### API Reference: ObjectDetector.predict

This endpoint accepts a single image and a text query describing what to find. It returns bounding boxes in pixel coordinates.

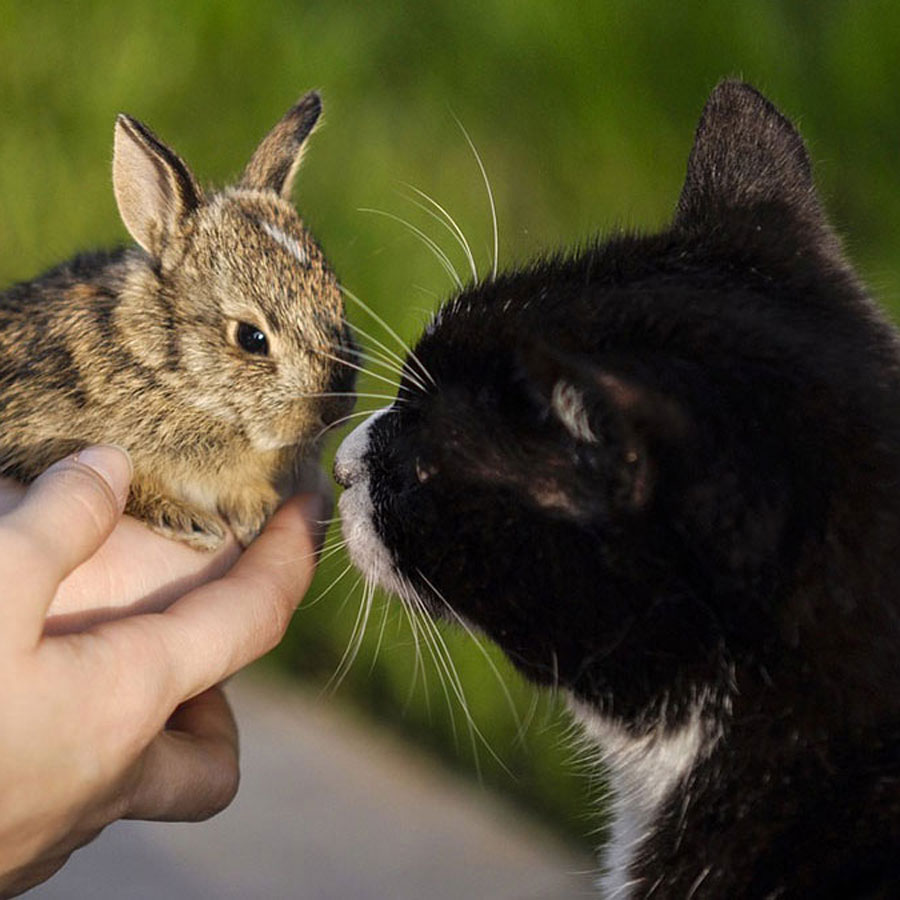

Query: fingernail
[73,444,133,506]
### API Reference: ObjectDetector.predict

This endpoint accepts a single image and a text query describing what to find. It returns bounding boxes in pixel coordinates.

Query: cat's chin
[337,481,409,600]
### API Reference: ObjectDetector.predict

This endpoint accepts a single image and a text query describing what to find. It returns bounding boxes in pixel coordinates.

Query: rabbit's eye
[236,322,269,356]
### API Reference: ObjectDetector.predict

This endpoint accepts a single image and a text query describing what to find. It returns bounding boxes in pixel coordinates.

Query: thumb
[0,446,133,641]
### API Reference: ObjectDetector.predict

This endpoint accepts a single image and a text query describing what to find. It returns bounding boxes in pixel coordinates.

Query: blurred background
[3,0,900,894]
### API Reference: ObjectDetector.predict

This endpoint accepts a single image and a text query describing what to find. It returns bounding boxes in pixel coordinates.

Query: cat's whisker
[515,690,542,748]
[409,594,487,782]
[551,649,561,696]
[358,208,464,291]
[344,336,428,392]
[398,182,478,283]
[338,284,436,388]
[453,115,499,281]
[402,576,512,778]
[396,591,430,716]
[368,593,392,674]
[344,343,426,394]
[315,536,349,561]
[324,575,375,695]
[403,584,462,752]
[416,568,524,737]
[411,283,440,301]
[294,533,349,564]
[300,559,355,612]
[312,515,344,529]
[394,592,434,720]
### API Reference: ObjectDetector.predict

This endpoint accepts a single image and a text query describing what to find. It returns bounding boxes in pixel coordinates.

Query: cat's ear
[673,81,830,237]
[514,341,687,516]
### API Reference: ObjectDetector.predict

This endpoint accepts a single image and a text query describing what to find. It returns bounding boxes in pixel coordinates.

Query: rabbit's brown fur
[0,92,355,549]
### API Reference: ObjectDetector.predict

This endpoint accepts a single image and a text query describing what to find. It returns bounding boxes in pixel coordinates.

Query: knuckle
[255,582,296,653]
[176,742,240,823]
[104,623,179,734]
[207,753,241,817]
[232,574,296,657]
[7,463,122,571]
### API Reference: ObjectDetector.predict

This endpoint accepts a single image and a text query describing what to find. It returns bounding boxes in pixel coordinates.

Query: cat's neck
[570,696,718,897]
[572,685,900,898]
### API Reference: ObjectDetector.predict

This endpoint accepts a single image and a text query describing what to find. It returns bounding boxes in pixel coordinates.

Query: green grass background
[2,0,899,848]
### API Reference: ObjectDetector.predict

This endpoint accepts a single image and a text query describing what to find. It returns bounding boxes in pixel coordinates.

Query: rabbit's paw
[225,495,279,548]
[130,493,228,551]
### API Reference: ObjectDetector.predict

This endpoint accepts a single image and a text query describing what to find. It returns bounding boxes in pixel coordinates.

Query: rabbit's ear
[113,115,202,257]
[240,92,322,198]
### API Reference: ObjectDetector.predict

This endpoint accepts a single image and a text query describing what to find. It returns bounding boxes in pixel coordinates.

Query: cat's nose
[333,419,371,488]
[333,453,361,489]
[334,408,391,488]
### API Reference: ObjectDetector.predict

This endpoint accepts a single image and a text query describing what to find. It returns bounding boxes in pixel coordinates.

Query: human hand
[0,446,324,897]
[0,475,244,633]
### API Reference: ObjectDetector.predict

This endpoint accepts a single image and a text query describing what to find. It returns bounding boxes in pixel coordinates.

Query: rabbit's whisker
[304,390,406,405]
[300,559,355,611]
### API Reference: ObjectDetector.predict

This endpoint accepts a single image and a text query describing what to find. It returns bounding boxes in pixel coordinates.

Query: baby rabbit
[0,92,355,549]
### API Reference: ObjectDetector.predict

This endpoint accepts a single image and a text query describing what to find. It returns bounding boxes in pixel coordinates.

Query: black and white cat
[334,82,900,897]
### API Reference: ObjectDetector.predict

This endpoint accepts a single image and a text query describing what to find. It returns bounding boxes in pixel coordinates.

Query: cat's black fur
[335,82,900,897]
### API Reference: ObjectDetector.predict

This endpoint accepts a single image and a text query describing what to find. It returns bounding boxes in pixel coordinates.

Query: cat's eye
[236,321,269,356]
[416,458,438,484]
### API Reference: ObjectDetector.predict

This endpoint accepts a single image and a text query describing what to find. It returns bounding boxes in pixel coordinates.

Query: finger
[47,515,241,634]
[95,492,323,712]
[0,476,25,515]
[0,820,107,898]
[0,852,74,898]
[0,446,132,643]
[122,687,240,822]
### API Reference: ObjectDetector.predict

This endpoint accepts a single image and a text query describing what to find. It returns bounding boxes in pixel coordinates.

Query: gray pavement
[28,670,598,899]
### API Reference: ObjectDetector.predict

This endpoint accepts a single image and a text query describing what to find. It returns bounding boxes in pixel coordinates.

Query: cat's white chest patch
[570,699,709,899]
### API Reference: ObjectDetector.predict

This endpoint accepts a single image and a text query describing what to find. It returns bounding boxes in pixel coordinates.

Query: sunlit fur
[0,93,355,548]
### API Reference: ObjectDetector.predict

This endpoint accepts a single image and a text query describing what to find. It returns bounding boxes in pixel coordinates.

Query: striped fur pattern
[0,93,355,548]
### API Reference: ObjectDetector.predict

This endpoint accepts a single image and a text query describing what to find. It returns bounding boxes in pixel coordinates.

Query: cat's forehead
[414,223,791,387]
[417,264,599,383]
